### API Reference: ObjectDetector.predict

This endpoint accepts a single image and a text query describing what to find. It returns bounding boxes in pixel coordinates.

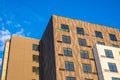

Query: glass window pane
[78,38,86,46]
[64,48,72,57]
[109,34,117,41]
[108,63,118,72]
[61,24,69,32]
[105,49,114,58]
[95,31,103,38]
[82,64,91,73]
[80,50,89,59]
[77,27,84,34]
[65,62,74,71]
[62,35,71,44]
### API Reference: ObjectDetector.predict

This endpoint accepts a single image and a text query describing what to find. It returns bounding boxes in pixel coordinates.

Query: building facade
[1,15,120,80]
[1,36,40,80]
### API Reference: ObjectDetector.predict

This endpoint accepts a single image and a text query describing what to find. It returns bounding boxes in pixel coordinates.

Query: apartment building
[1,15,120,80]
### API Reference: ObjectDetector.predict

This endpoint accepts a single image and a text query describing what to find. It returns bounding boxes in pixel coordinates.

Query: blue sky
[0,0,120,73]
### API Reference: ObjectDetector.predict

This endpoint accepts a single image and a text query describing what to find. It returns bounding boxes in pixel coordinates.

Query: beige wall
[93,44,120,80]
[5,36,40,80]
[1,40,10,80]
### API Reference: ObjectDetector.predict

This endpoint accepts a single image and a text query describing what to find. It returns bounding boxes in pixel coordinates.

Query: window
[78,38,86,46]
[109,34,117,41]
[33,55,39,63]
[61,24,69,32]
[112,44,119,48]
[112,77,120,80]
[105,49,114,58]
[66,77,76,80]
[65,62,74,71]
[76,27,84,34]
[108,63,118,72]
[80,50,89,59]
[84,78,93,80]
[62,35,71,44]
[64,48,72,57]
[32,67,39,74]
[82,64,92,73]
[97,42,105,45]
[33,44,39,51]
[95,31,103,38]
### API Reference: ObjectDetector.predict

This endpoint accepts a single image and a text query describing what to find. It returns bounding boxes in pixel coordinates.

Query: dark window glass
[66,77,76,80]
[108,63,118,72]
[82,64,92,73]
[84,78,93,80]
[95,31,103,38]
[105,49,114,58]
[32,67,39,74]
[76,27,84,34]
[97,42,105,45]
[78,38,86,46]
[65,62,74,71]
[33,44,39,51]
[33,55,39,63]
[64,48,72,57]
[62,35,71,44]
[112,44,119,48]
[109,34,117,41]
[61,24,69,32]
[80,50,89,59]
[112,77,120,80]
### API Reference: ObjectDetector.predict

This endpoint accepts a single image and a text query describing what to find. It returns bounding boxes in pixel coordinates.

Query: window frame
[80,50,89,59]
[62,35,71,44]
[108,63,118,72]
[76,27,84,35]
[82,64,92,73]
[104,49,114,58]
[95,31,103,38]
[109,34,117,41]
[78,38,87,46]
[65,61,74,71]
[64,48,72,57]
[61,24,69,32]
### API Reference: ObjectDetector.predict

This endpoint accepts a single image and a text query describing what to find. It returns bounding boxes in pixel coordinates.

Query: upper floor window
[33,44,39,51]
[112,77,120,80]
[66,77,76,80]
[78,38,87,46]
[112,44,119,48]
[65,61,74,71]
[33,55,39,63]
[95,31,103,38]
[61,24,69,32]
[105,49,114,58]
[62,35,71,44]
[64,48,72,57]
[32,67,39,75]
[109,34,117,41]
[97,41,105,45]
[80,50,89,59]
[82,64,92,73]
[76,27,84,35]
[108,63,118,72]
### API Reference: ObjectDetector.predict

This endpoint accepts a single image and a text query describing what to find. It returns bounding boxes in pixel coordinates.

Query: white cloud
[0,29,11,51]
[0,28,25,51]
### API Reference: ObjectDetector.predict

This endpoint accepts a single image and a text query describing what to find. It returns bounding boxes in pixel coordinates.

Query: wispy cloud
[0,58,2,66]
[6,20,12,25]
[13,28,24,36]
[15,23,21,27]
